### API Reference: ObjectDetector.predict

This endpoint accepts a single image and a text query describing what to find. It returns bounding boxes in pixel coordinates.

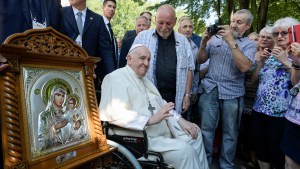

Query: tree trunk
[239,0,250,9]
[257,0,269,32]
[227,0,234,23]
[213,0,222,24]
[250,0,257,33]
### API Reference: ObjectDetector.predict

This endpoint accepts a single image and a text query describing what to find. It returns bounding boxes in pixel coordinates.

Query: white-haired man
[100,44,208,169]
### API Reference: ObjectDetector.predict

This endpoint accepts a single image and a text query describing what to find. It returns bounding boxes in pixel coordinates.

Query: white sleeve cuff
[170,110,182,121]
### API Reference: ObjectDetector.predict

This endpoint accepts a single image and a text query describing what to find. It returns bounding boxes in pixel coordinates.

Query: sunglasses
[272,31,288,37]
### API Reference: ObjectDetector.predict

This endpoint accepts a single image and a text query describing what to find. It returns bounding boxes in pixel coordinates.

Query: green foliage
[87,0,102,15]
[86,0,300,38]
[147,0,207,35]
[150,0,300,35]
[267,0,300,24]
[87,0,156,38]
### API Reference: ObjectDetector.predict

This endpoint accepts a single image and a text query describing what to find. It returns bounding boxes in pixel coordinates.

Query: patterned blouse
[285,82,300,125]
[253,55,292,117]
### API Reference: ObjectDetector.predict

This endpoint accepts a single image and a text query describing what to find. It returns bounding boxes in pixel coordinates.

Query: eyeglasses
[272,31,288,37]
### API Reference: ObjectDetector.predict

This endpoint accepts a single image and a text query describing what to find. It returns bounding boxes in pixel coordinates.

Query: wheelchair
[102,122,174,169]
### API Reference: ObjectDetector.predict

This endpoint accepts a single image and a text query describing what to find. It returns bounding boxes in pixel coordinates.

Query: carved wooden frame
[0,27,112,169]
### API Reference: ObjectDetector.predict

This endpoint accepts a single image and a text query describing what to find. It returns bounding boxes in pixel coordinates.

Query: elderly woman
[241,26,275,169]
[281,42,300,169]
[250,17,300,169]
[245,27,275,113]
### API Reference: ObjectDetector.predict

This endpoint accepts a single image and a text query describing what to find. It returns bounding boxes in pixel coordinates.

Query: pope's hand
[178,118,200,139]
[147,102,174,126]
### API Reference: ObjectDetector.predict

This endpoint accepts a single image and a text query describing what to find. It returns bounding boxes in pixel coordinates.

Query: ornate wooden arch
[0,27,112,169]
[4,27,88,59]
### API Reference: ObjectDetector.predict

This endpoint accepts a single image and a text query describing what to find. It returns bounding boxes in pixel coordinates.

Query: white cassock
[100,66,209,169]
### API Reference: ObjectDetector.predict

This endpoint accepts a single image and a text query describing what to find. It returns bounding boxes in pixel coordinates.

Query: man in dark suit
[123,11,152,40]
[61,0,113,103]
[0,0,4,43]
[119,16,150,68]
[101,0,118,74]
[1,0,65,43]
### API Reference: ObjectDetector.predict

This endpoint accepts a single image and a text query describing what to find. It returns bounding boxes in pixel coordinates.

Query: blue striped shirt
[202,35,256,99]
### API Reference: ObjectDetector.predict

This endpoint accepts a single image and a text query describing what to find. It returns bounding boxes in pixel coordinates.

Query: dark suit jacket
[61,6,115,92]
[191,33,202,48]
[0,0,4,43]
[119,35,136,68]
[1,0,64,43]
[105,21,118,73]
[123,30,136,40]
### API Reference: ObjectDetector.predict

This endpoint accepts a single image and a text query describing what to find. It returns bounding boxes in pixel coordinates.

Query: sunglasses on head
[272,31,288,37]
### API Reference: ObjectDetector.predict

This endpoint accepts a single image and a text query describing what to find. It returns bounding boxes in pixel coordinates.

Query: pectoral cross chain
[148,102,155,115]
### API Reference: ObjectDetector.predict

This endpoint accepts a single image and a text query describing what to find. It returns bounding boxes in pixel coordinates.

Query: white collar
[72,6,87,17]
[125,65,143,79]
[102,16,110,25]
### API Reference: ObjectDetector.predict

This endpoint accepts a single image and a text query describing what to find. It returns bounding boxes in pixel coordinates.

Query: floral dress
[253,55,292,117]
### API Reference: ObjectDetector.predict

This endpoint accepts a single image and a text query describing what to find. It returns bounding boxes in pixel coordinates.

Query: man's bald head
[157,4,176,20]
[126,45,151,77]
[155,4,177,39]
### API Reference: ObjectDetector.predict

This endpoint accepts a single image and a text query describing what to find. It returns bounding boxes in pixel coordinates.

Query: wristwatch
[231,43,238,49]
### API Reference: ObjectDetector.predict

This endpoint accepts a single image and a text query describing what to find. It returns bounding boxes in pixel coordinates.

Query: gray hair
[135,16,150,26]
[272,17,300,31]
[247,32,258,38]
[178,16,193,30]
[260,25,273,35]
[235,9,253,25]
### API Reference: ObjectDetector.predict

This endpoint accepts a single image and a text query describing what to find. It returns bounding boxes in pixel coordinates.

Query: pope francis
[99,44,209,169]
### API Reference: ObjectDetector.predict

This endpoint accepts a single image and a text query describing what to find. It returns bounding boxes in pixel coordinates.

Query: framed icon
[0,27,112,169]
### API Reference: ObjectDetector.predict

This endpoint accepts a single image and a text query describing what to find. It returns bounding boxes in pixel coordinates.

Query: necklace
[126,67,155,115]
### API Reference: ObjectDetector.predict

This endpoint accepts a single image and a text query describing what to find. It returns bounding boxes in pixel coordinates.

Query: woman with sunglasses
[250,17,300,169]
[281,42,300,169]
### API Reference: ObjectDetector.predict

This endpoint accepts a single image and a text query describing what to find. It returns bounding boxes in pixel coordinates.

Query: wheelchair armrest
[103,122,147,138]
[102,122,149,158]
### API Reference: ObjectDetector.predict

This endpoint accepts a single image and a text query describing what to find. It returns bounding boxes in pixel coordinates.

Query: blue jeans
[198,87,243,169]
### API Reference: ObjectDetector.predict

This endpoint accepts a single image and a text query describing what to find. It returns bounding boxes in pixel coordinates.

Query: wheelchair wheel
[107,140,142,169]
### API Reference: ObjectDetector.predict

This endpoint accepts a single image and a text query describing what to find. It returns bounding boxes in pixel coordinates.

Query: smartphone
[288,24,300,44]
